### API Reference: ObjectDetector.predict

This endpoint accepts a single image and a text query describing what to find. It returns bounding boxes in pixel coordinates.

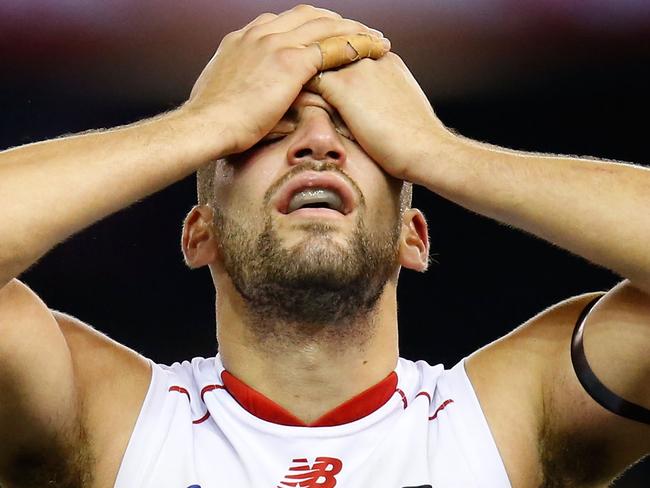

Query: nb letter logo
[277,457,343,487]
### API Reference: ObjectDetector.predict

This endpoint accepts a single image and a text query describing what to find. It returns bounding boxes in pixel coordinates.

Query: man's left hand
[310,53,448,185]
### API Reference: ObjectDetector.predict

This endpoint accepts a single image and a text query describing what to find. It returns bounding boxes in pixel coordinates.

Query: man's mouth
[275,172,357,216]
[287,188,344,213]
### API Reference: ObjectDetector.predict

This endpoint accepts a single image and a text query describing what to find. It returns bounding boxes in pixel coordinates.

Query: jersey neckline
[220,369,399,427]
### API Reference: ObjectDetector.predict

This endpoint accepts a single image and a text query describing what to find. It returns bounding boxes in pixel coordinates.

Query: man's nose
[286,116,347,167]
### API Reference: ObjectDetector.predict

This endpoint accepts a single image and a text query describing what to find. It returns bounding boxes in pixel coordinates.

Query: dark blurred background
[1,0,648,485]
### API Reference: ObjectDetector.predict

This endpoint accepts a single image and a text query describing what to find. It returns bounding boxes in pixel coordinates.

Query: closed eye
[225,133,288,165]
[252,133,288,150]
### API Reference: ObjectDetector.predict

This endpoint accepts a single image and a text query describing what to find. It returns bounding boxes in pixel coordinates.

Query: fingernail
[382,38,391,50]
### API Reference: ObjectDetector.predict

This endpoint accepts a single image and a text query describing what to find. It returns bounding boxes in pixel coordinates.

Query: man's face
[210,92,405,326]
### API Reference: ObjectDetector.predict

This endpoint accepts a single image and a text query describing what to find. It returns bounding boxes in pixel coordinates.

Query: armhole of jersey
[113,358,161,487]
[570,293,650,425]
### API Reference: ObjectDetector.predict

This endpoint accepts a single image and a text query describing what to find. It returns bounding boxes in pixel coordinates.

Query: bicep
[0,279,82,480]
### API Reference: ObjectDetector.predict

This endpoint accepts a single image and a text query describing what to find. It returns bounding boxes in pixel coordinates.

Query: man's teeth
[287,188,344,213]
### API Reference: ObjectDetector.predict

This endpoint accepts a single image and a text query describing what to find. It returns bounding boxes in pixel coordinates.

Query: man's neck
[215,282,399,424]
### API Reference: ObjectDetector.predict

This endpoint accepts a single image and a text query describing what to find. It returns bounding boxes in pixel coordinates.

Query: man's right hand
[0,7,387,484]
[181,4,389,157]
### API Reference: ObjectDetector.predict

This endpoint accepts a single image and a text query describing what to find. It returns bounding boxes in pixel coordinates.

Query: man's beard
[213,202,401,332]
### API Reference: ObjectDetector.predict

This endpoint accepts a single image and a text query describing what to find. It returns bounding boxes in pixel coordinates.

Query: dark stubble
[214,163,401,336]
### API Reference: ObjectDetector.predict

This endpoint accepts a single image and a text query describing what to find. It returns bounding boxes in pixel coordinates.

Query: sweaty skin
[0,4,648,487]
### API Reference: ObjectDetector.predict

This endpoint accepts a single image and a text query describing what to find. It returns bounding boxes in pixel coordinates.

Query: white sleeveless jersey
[114,355,511,488]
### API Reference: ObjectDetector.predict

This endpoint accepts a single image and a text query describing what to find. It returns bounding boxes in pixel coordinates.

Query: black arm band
[571,294,650,425]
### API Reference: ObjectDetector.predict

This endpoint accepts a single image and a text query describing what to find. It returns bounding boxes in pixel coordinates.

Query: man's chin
[282,227,350,255]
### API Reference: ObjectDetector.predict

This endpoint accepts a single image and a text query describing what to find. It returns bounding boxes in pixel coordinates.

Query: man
[0,4,648,487]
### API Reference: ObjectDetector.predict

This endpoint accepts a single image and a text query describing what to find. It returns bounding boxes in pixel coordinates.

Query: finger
[319,33,390,70]
[249,4,341,37]
[279,16,383,45]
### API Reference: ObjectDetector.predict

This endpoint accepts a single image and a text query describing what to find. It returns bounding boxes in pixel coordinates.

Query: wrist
[402,125,464,189]
[163,104,236,164]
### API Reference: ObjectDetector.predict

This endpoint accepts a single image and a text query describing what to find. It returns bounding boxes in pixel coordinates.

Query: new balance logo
[277,457,343,487]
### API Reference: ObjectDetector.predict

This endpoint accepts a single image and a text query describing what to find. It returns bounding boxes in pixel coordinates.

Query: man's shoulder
[468,291,603,372]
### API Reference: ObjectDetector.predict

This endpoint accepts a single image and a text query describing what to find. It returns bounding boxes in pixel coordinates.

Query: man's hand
[182,5,389,157]
[311,52,446,185]
[0,5,390,287]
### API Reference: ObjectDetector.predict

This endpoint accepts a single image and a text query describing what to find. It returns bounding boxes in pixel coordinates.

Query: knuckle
[243,23,260,37]
[349,19,370,32]
[220,30,243,47]
[240,13,275,35]
[258,12,276,21]
[257,33,280,49]
[242,23,267,42]
[293,4,314,12]
[293,4,340,19]
[273,47,299,69]
[221,30,237,43]
[313,7,341,19]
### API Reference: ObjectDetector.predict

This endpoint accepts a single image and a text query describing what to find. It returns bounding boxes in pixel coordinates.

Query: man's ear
[398,208,429,272]
[181,205,219,269]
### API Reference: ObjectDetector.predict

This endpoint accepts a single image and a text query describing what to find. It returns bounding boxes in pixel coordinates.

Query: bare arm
[0,112,218,287]
[415,133,650,295]
[0,5,388,480]
[424,135,650,483]
[426,116,650,485]
[317,53,650,295]
[315,53,650,483]
[0,7,385,288]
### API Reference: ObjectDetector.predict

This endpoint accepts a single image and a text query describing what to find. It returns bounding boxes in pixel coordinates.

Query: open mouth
[275,172,357,216]
[287,188,345,213]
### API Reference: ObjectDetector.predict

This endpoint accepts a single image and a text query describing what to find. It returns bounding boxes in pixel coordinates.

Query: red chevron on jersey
[277,457,343,487]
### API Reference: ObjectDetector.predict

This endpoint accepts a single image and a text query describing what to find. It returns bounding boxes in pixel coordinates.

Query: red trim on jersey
[313,372,398,427]
[200,383,226,402]
[221,371,305,426]
[415,391,432,403]
[169,385,223,424]
[192,411,212,425]
[396,388,408,409]
[429,398,454,420]
[220,370,399,427]
[169,385,190,402]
